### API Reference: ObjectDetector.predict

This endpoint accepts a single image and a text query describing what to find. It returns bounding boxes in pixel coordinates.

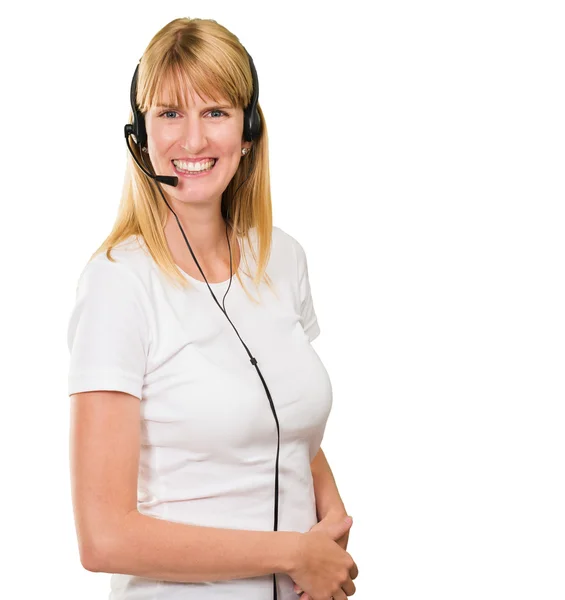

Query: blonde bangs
[139,49,249,114]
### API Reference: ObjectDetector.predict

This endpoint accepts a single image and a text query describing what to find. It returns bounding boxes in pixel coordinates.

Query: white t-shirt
[67,225,333,600]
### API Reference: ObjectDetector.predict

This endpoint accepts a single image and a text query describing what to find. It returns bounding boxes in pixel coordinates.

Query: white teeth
[173,159,216,172]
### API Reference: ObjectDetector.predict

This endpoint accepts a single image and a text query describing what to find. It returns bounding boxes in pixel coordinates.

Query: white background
[1,1,563,599]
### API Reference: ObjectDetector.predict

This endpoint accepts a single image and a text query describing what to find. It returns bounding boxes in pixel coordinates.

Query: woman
[67,16,358,600]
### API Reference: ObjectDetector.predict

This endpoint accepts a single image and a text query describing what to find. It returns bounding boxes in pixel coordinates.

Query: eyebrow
[155,104,233,110]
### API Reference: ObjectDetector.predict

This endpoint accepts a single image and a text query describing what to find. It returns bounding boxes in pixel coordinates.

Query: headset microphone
[124,124,179,187]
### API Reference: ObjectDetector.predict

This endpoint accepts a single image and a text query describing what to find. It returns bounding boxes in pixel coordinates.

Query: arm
[310,447,347,521]
[71,391,298,582]
[90,510,299,582]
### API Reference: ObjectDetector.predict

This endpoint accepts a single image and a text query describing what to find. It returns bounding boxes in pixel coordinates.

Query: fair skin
[145,85,356,596]
[144,86,252,282]
[293,511,358,598]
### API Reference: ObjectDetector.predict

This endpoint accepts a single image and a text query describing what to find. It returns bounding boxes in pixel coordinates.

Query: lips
[171,158,217,166]
[172,157,217,162]
[171,159,218,176]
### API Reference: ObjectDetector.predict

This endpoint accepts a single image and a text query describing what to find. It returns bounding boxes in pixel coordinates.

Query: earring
[142,146,148,153]
[241,148,249,156]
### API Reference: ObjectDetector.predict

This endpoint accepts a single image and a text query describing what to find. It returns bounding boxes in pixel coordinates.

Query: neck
[166,208,230,251]
[164,211,239,274]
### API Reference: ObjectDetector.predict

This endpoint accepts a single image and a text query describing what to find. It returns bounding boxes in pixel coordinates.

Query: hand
[288,516,357,600]
[292,511,358,598]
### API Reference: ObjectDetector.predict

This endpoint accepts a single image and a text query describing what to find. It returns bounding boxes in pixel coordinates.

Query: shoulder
[77,235,153,296]
[271,225,309,273]
[271,225,303,257]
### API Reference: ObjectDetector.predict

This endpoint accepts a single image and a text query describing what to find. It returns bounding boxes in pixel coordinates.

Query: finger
[332,588,348,600]
[342,577,357,596]
[350,560,359,580]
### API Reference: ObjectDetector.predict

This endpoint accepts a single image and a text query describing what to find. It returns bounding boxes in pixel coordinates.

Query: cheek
[147,119,173,146]
[156,130,178,148]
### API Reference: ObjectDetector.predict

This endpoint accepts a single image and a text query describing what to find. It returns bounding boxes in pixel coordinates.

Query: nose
[180,113,208,154]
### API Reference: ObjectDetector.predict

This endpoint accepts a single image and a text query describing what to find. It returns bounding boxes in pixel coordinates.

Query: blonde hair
[90,17,274,303]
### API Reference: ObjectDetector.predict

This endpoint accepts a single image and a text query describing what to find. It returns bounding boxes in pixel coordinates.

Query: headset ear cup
[130,63,147,149]
[243,108,261,143]
[243,107,255,142]
[136,111,147,149]
[243,48,261,143]
[250,109,261,141]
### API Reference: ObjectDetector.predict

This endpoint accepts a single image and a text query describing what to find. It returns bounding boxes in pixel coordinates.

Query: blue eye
[159,109,227,119]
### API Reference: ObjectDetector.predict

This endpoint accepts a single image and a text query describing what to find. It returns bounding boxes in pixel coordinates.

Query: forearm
[88,510,298,582]
[311,448,347,520]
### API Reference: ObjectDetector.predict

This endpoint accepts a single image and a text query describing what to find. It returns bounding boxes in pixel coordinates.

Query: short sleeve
[67,258,151,400]
[294,239,321,343]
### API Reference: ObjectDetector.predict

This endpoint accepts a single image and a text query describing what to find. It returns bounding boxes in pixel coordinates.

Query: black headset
[124,49,283,600]
[124,48,261,179]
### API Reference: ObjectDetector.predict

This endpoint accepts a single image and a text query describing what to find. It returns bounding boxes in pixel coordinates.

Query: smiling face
[144,86,252,207]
